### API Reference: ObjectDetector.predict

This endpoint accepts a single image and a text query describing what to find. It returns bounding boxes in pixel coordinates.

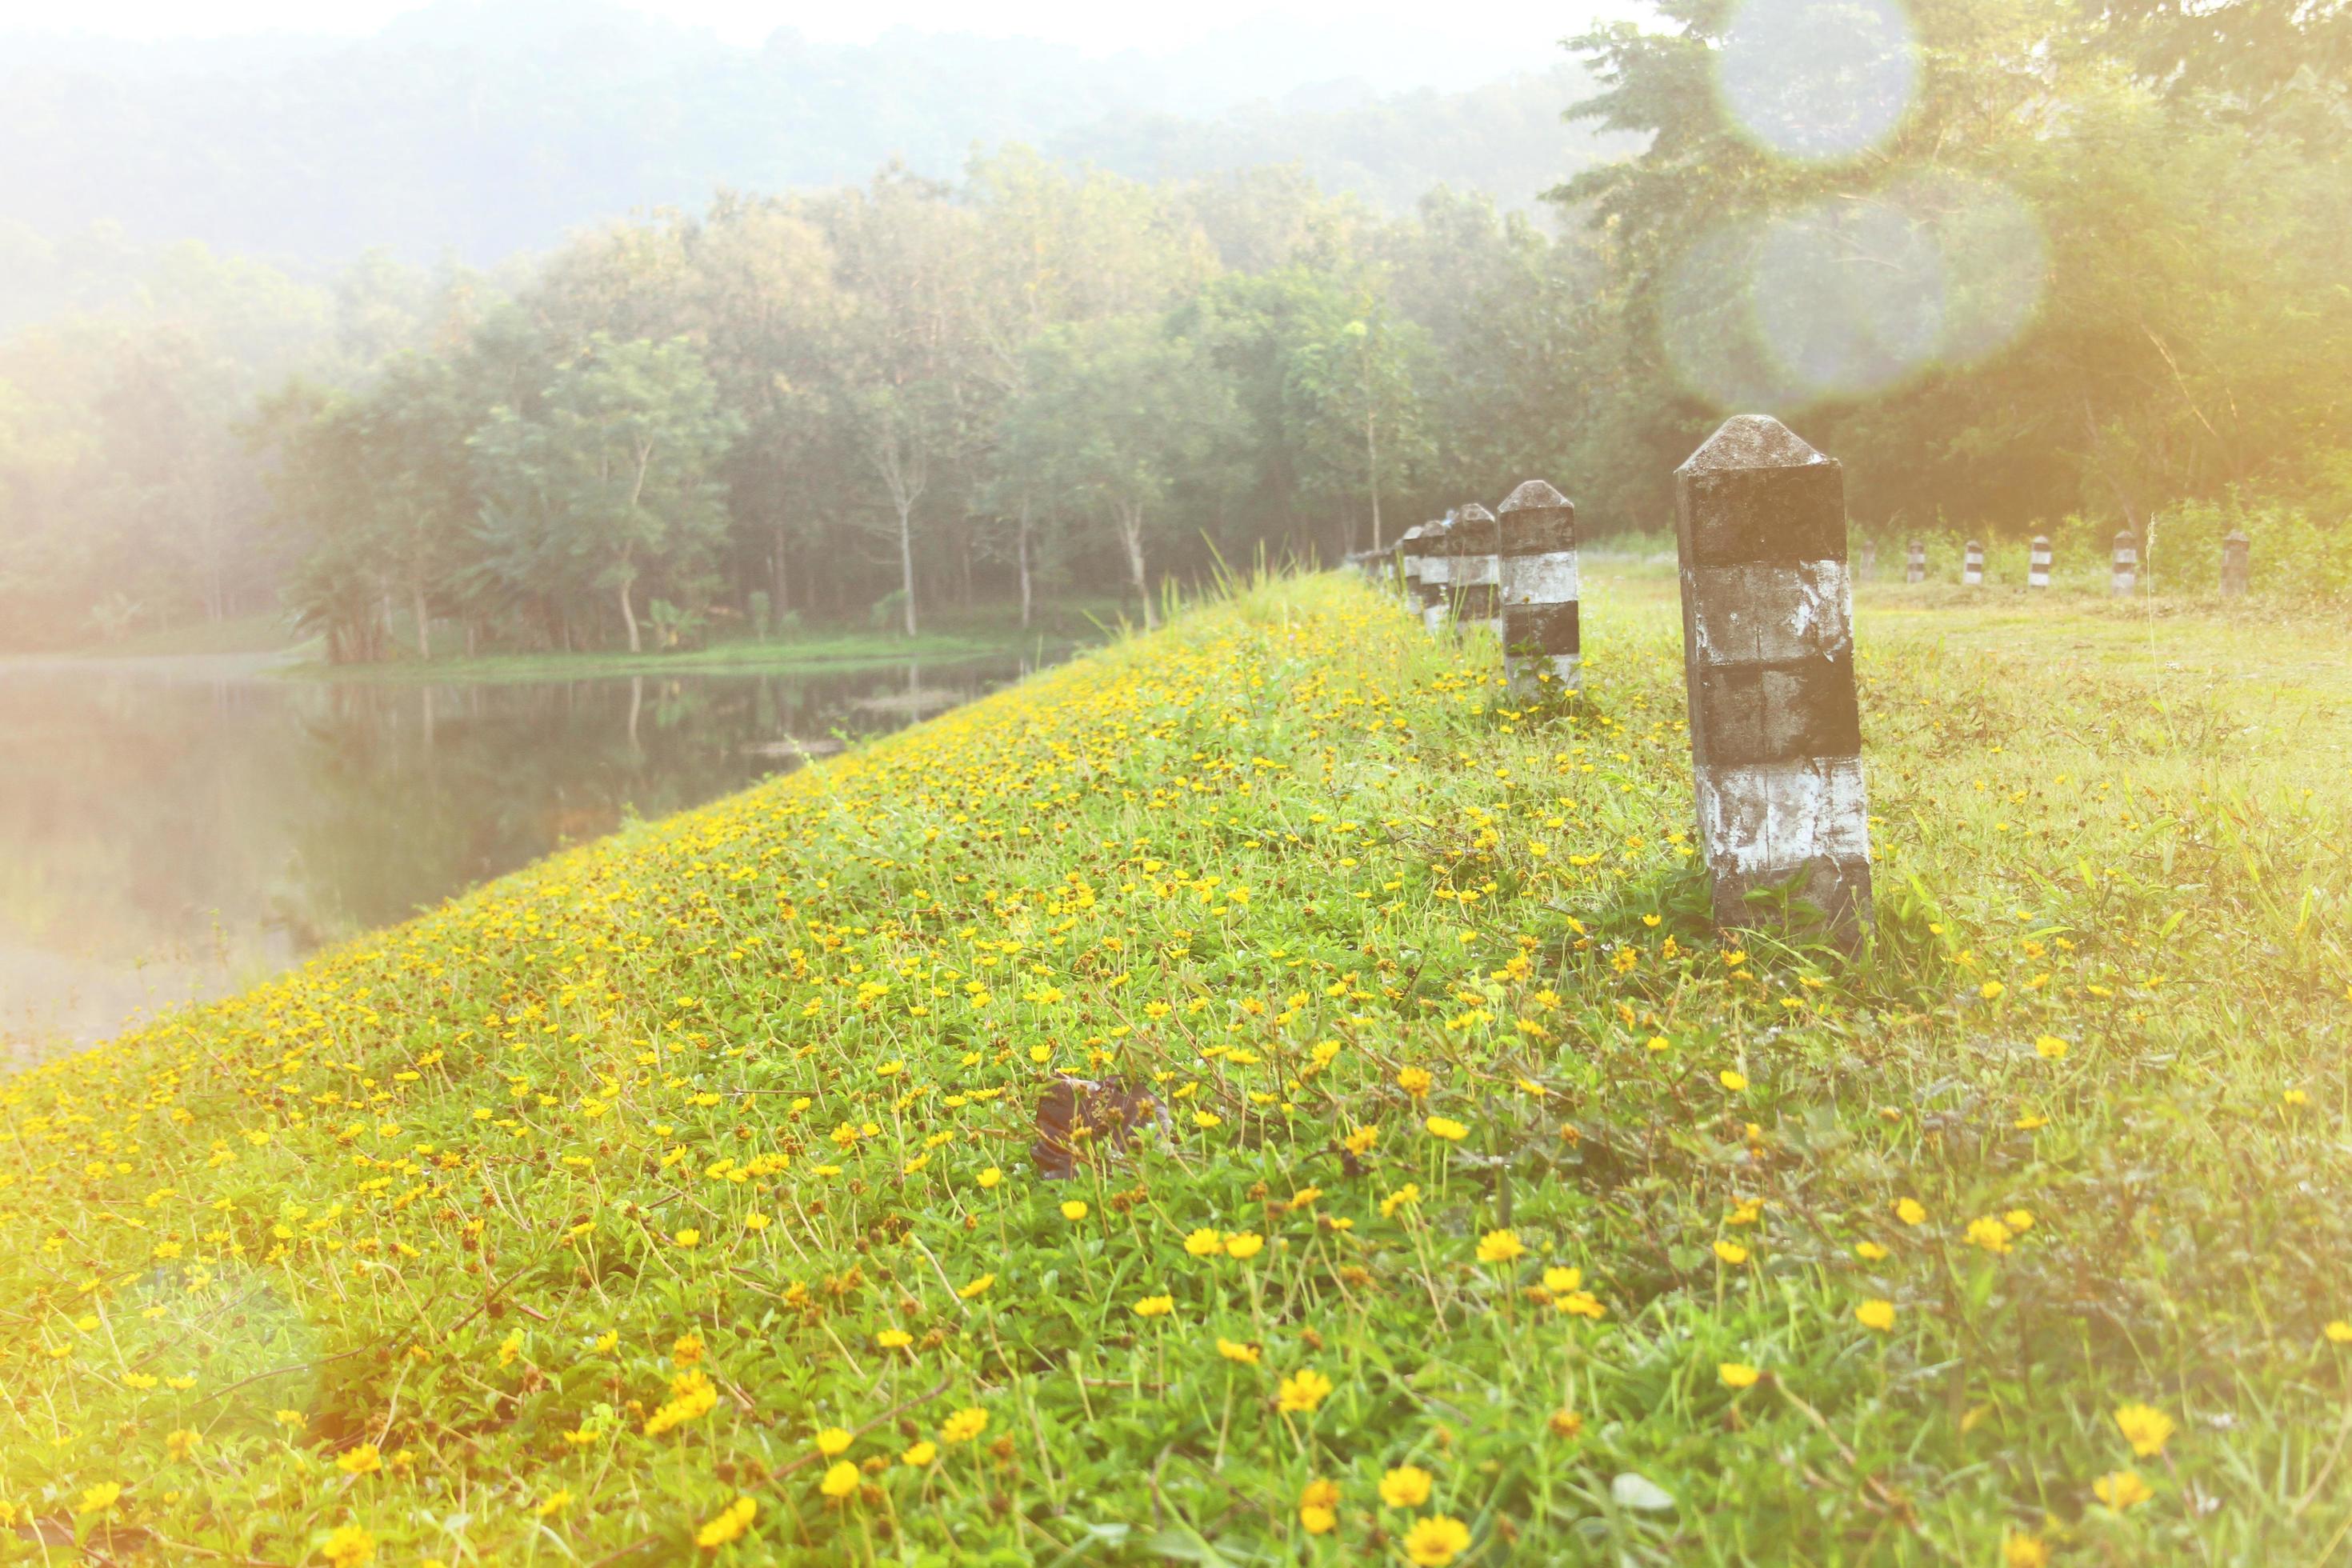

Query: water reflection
[0,654,1042,1056]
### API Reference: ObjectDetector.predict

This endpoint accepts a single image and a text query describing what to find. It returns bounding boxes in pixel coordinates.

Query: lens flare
[1658,174,2049,413]
[1717,0,1920,164]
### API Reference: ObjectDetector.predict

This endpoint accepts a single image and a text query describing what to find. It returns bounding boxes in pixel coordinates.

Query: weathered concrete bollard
[1498,479,1579,697]
[1396,525,1426,606]
[1674,414,1872,938]
[2112,530,2138,597]
[2221,529,2250,598]
[1450,502,1504,644]
[2028,535,2051,590]
[1905,540,1925,583]
[1860,538,1877,579]
[1418,518,1453,634]
[1962,539,1983,586]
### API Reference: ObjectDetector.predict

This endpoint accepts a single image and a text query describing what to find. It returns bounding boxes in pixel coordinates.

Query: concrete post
[1497,479,1579,697]
[2028,535,2051,590]
[2112,530,2138,597]
[1450,502,1503,644]
[2221,529,2250,598]
[1674,414,1872,938]
[1860,538,1877,580]
[1418,517,1454,635]
[1398,524,1426,607]
[1962,539,1983,586]
[1905,540,1925,584]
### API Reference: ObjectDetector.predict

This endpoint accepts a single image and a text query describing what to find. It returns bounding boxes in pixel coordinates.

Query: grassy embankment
[2,568,2348,1566]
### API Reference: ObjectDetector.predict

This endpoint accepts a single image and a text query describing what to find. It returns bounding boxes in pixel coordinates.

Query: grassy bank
[2,572,2347,1565]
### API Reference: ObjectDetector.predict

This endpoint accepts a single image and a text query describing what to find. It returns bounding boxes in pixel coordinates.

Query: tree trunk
[618,575,642,654]
[1365,405,1382,553]
[896,500,919,638]
[411,582,431,662]
[1119,502,1156,632]
[1017,499,1034,630]
[772,520,790,613]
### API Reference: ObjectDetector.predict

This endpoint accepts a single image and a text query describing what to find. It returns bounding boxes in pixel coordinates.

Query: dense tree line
[2,0,2344,656]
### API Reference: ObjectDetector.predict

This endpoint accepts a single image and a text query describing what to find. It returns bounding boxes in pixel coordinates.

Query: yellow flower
[1855,1299,1897,1333]
[534,1490,573,1518]
[1979,980,2006,1000]
[1192,1110,1222,1129]
[902,1441,937,1467]
[1894,1198,1927,1226]
[1402,1514,1471,1566]
[978,1167,1002,1189]
[1060,1200,1089,1222]
[1223,1232,1265,1260]
[1548,1408,1585,1438]
[166,1429,202,1461]
[2093,1469,2153,1510]
[1965,1216,2014,1254]
[2324,1320,2352,1345]
[1397,1066,1433,1097]
[2003,1209,2034,1233]
[876,1328,914,1350]
[674,1228,700,1249]
[1854,1241,1890,1261]
[336,1442,382,1476]
[2113,1403,2175,1458]
[1184,1228,1224,1257]
[1277,1368,1334,1414]
[1298,1478,1340,1534]
[1718,1362,1761,1389]
[818,1462,860,1501]
[1474,1229,1525,1264]
[1216,1337,1262,1365]
[814,1426,854,1457]
[696,1495,757,1549]
[958,1274,996,1299]
[1542,1266,1582,1294]
[2003,1531,2050,1567]
[942,1407,989,1444]
[2034,1034,2068,1060]
[77,1481,122,1516]
[1378,1465,1433,1508]
[1133,1294,1176,1318]
[1425,1116,1469,1142]
[1718,1070,1748,1092]
[1712,1240,1749,1266]
[322,1525,376,1567]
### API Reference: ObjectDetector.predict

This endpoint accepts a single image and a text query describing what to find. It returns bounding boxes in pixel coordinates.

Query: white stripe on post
[1498,479,1578,697]
[2028,535,2051,590]
[1674,414,1873,940]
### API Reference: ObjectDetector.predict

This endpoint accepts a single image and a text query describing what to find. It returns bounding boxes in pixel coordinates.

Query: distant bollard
[2112,530,2139,597]
[1860,538,1878,579]
[1905,540,1925,583]
[1498,479,1579,697]
[2221,529,2250,598]
[1397,525,1426,607]
[1450,502,1504,643]
[1962,539,1984,586]
[1674,414,1872,938]
[1418,518,1454,634]
[2028,535,2052,590]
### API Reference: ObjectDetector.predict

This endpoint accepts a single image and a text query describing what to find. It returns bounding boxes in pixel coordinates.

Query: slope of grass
[2,572,2348,1566]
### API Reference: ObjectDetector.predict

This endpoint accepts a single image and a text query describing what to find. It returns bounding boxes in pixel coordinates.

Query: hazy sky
[26,0,1591,55]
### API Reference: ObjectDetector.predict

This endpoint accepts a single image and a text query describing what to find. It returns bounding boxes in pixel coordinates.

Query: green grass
[275,601,1119,684]
[2,570,2347,1566]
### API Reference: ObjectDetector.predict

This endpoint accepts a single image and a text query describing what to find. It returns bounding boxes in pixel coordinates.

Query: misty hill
[0,1,1626,283]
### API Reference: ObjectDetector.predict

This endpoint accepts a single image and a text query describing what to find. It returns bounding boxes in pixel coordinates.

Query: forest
[0,0,2346,658]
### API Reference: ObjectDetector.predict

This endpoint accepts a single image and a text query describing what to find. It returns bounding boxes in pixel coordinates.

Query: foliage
[2,574,2347,1562]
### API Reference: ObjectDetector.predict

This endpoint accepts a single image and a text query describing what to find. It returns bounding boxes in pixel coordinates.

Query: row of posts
[1350,414,1874,941]
[1867,529,2250,597]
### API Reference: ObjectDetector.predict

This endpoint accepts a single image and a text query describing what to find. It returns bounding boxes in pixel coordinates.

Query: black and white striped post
[2028,535,2052,590]
[1498,479,1579,696]
[1962,539,1984,586]
[1418,518,1454,634]
[1450,502,1504,644]
[1905,540,1925,584]
[2112,529,2139,597]
[1674,414,1872,939]
[2221,529,2250,598]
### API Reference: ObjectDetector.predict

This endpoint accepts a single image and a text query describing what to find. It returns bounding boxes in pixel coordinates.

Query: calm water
[0,654,1043,1056]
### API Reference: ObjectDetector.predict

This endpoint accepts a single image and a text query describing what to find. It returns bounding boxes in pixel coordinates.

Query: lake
[0,653,1049,1059]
